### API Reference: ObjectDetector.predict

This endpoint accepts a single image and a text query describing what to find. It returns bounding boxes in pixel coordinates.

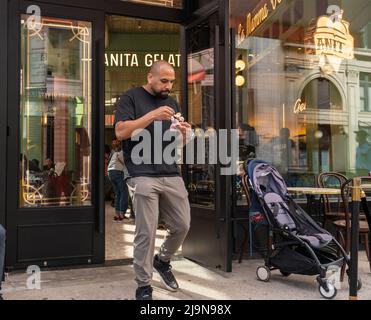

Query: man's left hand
[176,121,191,136]
[175,122,194,145]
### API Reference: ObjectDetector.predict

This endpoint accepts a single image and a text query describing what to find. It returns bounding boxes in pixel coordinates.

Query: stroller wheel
[318,282,337,300]
[280,271,291,277]
[348,277,362,291]
[256,266,271,282]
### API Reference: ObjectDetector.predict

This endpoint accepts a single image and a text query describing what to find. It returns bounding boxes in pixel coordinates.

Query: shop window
[20,16,92,208]
[301,78,343,110]
[186,16,217,208]
[360,23,371,49]
[104,16,181,145]
[282,8,291,34]
[316,0,329,16]
[360,73,371,112]
[272,21,280,39]
[231,0,371,206]
[293,0,304,24]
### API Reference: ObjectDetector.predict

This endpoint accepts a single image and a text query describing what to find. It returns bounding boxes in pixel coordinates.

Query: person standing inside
[115,61,191,300]
[0,224,6,300]
[104,144,113,202]
[355,130,371,176]
[107,140,129,222]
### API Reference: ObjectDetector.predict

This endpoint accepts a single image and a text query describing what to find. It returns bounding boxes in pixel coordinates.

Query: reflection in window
[360,73,371,112]
[361,23,371,49]
[187,17,216,208]
[301,78,343,110]
[20,16,92,207]
[231,0,371,206]
[104,16,181,136]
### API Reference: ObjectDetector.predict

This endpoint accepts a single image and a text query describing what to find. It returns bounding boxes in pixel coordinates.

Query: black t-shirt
[114,87,181,178]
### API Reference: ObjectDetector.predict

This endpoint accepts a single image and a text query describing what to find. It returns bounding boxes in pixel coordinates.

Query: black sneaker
[135,285,153,300]
[153,255,179,292]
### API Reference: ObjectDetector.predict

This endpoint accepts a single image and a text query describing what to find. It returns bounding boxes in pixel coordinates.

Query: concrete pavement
[1,252,370,300]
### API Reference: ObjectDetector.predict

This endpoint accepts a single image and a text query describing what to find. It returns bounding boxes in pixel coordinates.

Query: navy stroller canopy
[247,160,288,198]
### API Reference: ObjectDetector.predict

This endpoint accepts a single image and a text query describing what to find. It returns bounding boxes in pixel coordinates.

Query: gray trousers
[127,176,190,287]
[0,225,5,285]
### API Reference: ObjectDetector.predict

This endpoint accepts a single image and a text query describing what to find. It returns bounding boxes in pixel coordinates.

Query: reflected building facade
[231,0,371,205]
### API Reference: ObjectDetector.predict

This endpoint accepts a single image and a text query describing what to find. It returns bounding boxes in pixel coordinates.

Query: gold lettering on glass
[293,99,307,114]
[237,0,283,45]
[305,7,354,60]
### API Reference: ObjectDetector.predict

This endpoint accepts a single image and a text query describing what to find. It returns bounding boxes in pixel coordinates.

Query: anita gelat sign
[305,5,354,60]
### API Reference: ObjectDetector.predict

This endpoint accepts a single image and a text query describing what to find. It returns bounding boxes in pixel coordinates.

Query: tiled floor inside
[105,203,181,261]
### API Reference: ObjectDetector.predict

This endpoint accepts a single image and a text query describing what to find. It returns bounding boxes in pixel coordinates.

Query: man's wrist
[144,111,156,123]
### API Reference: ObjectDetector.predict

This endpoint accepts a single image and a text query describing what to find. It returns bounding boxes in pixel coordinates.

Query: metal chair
[317,172,349,227]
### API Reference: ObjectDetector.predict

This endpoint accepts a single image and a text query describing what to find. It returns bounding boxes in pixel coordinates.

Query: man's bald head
[146,60,176,99]
[149,60,175,76]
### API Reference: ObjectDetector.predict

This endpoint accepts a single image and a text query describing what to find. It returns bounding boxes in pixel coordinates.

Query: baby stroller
[245,159,361,299]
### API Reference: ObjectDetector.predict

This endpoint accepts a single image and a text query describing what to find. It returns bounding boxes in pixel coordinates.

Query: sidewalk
[2,252,370,300]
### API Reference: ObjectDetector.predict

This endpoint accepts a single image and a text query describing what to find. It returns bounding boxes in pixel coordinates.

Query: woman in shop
[108,139,129,222]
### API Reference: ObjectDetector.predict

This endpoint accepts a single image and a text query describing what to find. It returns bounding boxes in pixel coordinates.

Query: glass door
[182,10,232,272]
[6,1,105,269]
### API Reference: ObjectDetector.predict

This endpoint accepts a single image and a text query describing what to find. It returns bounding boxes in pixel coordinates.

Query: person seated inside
[29,159,41,173]
[43,158,55,172]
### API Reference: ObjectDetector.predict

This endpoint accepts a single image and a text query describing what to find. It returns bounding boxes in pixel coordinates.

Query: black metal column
[349,178,361,300]
[0,0,8,228]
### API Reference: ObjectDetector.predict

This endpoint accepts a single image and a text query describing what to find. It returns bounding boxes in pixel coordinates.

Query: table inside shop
[288,185,371,232]
[287,187,341,223]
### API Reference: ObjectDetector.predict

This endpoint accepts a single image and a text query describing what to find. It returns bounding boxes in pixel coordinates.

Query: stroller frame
[245,159,360,299]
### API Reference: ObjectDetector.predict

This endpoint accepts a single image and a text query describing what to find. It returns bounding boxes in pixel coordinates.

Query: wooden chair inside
[317,172,349,227]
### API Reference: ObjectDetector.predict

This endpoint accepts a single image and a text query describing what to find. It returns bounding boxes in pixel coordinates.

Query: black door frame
[6,0,106,269]
[4,0,234,270]
[181,0,233,272]
[4,0,188,270]
[0,0,8,229]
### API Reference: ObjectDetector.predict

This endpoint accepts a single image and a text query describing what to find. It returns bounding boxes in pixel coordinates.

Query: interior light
[236,75,245,87]
[315,130,324,139]
[235,59,246,72]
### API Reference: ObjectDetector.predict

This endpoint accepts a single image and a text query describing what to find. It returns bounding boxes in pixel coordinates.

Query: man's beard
[154,90,170,99]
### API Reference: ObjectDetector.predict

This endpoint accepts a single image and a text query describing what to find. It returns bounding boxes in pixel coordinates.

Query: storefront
[230,0,371,258]
[0,0,236,272]
[1,0,371,272]
[231,0,371,200]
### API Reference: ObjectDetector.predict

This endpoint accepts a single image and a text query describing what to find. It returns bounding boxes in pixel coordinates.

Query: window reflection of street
[187,17,217,208]
[231,0,371,209]
[20,16,92,208]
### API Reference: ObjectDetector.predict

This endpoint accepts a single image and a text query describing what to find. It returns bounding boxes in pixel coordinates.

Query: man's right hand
[150,106,175,121]
[116,106,175,141]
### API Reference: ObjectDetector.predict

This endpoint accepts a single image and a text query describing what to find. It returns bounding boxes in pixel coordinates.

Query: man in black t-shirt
[115,61,191,300]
